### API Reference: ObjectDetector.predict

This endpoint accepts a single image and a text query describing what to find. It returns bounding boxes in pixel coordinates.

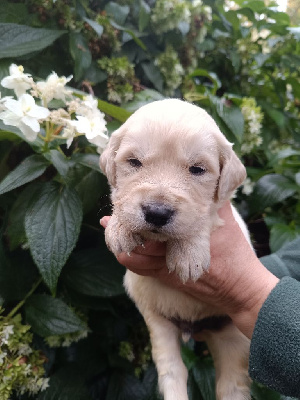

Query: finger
[132,241,166,256]
[100,216,110,228]
[117,253,166,271]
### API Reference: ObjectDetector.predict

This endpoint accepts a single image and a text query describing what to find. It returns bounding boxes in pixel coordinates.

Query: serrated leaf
[0,154,49,195]
[25,294,87,337]
[249,174,298,214]
[0,23,66,58]
[6,182,43,250]
[25,182,83,292]
[62,248,125,297]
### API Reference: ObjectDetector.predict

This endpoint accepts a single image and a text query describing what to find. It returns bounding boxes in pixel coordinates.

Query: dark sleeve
[249,236,300,398]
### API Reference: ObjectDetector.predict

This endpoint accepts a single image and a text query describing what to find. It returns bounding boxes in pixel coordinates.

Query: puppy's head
[100,99,246,240]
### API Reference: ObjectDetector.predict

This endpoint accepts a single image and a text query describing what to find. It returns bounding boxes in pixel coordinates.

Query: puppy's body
[100,99,252,400]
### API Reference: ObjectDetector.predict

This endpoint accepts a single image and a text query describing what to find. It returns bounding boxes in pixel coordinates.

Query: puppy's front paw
[166,239,210,282]
[105,215,143,256]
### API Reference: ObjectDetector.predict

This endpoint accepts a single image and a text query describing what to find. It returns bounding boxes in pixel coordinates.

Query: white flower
[73,115,107,141]
[0,93,13,111]
[0,351,7,365]
[89,133,109,153]
[36,72,72,105]
[62,119,77,148]
[241,178,255,195]
[1,324,14,344]
[40,377,50,391]
[1,64,33,97]
[0,94,50,141]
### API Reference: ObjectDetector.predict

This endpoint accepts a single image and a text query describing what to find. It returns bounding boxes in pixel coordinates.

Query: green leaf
[0,1,31,24]
[193,358,216,400]
[67,165,106,214]
[181,344,198,371]
[141,62,164,93]
[139,0,151,32]
[0,120,45,147]
[62,248,125,297]
[44,149,73,177]
[105,2,130,25]
[38,366,92,400]
[269,224,300,253]
[0,154,49,195]
[0,23,66,58]
[189,69,221,95]
[69,32,92,81]
[0,251,38,302]
[210,96,244,142]
[6,182,43,250]
[251,382,281,400]
[0,59,13,97]
[122,89,165,113]
[83,17,103,37]
[25,294,87,337]
[262,103,286,128]
[109,19,147,50]
[72,153,101,172]
[241,1,265,13]
[106,371,147,400]
[249,174,298,214]
[25,182,83,292]
[98,99,132,122]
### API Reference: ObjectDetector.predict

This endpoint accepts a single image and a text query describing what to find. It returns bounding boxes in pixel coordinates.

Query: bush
[0,0,299,399]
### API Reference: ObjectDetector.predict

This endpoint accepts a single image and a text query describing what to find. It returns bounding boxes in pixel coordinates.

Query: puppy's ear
[217,145,246,202]
[99,128,124,187]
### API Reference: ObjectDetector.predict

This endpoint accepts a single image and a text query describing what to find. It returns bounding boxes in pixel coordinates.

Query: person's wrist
[227,264,279,338]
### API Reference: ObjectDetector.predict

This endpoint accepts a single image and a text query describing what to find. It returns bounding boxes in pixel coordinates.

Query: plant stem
[6,277,43,319]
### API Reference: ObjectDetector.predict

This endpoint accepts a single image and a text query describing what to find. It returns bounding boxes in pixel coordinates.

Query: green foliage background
[0,0,299,399]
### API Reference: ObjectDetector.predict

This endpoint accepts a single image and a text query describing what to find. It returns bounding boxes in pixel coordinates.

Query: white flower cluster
[155,45,185,96]
[0,64,108,153]
[241,177,255,196]
[240,97,263,154]
[45,329,89,348]
[151,0,191,34]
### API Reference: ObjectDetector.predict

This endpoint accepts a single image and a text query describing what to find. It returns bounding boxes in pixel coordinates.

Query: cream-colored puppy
[100,99,251,400]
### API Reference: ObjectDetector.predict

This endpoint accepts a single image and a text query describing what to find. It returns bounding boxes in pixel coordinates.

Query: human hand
[100,202,279,338]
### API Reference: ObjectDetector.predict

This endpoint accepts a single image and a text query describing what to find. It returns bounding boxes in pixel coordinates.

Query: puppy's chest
[124,271,220,322]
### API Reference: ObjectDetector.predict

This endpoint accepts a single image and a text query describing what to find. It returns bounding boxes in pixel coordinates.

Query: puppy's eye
[189,165,206,175]
[128,158,142,168]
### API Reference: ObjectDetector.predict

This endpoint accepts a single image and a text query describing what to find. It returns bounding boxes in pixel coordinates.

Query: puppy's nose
[142,203,175,227]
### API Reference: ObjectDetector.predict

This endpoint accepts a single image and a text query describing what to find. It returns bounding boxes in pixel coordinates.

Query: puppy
[100,99,251,400]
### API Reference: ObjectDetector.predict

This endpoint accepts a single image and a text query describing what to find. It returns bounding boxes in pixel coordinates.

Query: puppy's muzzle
[142,202,175,227]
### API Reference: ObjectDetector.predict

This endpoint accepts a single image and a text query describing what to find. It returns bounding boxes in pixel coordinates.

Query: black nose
[142,203,175,227]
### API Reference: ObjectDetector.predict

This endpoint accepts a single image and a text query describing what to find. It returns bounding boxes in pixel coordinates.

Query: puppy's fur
[100,99,251,400]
